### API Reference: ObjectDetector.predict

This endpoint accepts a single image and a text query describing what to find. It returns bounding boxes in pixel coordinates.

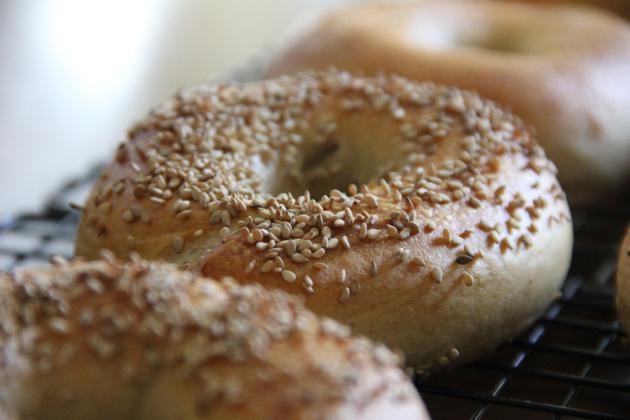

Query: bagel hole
[265,138,369,199]
[264,118,407,200]
[301,139,340,174]
[457,28,556,55]
[458,33,524,53]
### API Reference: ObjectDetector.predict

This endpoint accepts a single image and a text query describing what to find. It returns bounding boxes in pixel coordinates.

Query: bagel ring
[0,257,427,420]
[76,70,573,370]
[266,0,630,201]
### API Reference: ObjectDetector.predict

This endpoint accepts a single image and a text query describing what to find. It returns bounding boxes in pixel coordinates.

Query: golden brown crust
[76,70,573,370]
[616,227,630,336]
[0,258,427,420]
[266,1,630,201]
[505,0,630,20]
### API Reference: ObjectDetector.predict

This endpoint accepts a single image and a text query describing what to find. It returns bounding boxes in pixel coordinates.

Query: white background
[0,0,378,216]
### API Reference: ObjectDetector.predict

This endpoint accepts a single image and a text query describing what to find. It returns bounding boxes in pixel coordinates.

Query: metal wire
[0,170,628,420]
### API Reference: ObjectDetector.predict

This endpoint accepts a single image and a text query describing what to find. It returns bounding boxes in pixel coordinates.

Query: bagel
[266,1,630,201]
[0,257,427,420]
[504,0,630,20]
[75,70,573,370]
[616,227,630,336]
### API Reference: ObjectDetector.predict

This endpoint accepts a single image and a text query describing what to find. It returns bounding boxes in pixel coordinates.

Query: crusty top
[0,257,426,419]
[76,70,567,296]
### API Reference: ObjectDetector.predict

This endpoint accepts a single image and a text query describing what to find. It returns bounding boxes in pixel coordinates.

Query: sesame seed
[314,262,328,271]
[431,267,443,283]
[49,255,68,267]
[312,248,326,259]
[398,228,411,240]
[49,317,72,334]
[291,253,308,264]
[252,229,264,242]
[260,260,274,273]
[244,260,255,273]
[281,270,296,283]
[173,199,190,212]
[221,210,231,226]
[86,277,105,293]
[220,227,230,242]
[339,269,347,284]
[460,272,475,286]
[520,234,533,249]
[365,194,379,208]
[176,209,192,219]
[411,256,425,266]
[327,238,339,249]
[468,196,481,208]
[341,235,351,250]
[340,287,351,303]
[367,229,381,240]
[302,275,314,293]
[449,348,460,360]
[369,260,378,277]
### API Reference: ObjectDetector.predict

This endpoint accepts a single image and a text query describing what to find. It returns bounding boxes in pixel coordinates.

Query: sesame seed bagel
[266,1,630,201]
[75,70,573,370]
[0,257,427,420]
[616,227,630,336]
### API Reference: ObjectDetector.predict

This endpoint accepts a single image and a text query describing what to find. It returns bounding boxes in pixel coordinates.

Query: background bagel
[616,227,630,337]
[76,70,573,371]
[503,0,630,20]
[0,257,427,420]
[266,0,630,201]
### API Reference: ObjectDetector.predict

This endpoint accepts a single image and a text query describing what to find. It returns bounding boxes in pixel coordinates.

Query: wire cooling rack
[0,168,627,420]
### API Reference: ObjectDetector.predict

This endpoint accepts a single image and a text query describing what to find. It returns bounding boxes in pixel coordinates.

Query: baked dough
[76,70,573,370]
[0,257,427,420]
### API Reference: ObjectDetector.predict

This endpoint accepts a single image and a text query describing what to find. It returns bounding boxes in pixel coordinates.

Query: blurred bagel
[0,257,427,420]
[267,0,630,201]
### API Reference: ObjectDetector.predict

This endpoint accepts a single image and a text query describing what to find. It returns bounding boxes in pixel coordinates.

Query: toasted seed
[291,253,308,264]
[461,272,475,286]
[260,260,274,273]
[340,287,351,303]
[369,260,378,277]
[244,260,255,274]
[431,267,443,283]
[281,270,296,283]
